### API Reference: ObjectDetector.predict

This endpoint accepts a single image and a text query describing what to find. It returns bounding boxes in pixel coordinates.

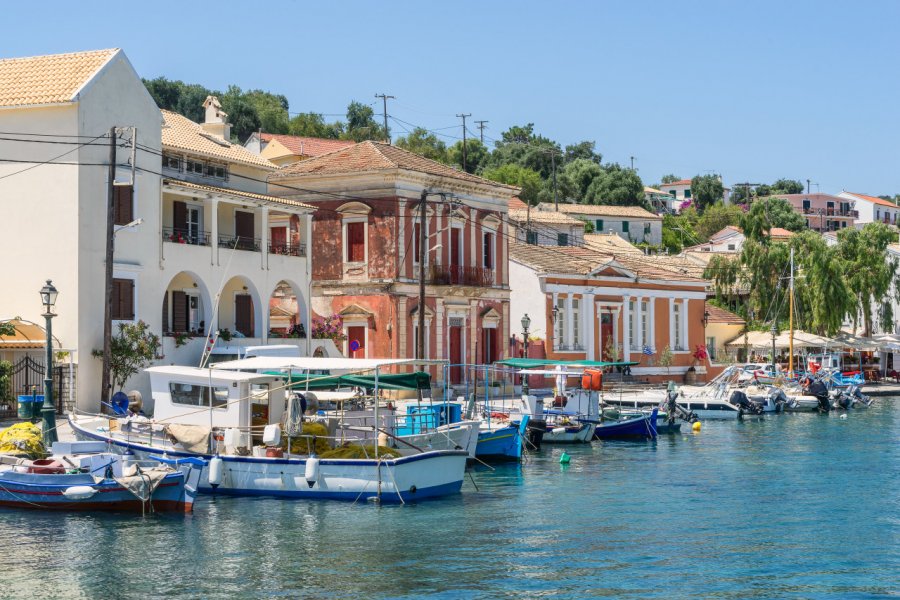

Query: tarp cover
[274,371,432,392]
[165,424,211,453]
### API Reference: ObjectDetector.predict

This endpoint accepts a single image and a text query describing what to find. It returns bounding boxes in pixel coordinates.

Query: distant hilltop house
[836,191,900,227]
[644,186,677,214]
[244,132,354,167]
[535,203,662,246]
[686,225,794,254]
[507,198,585,246]
[761,193,857,233]
[659,178,732,209]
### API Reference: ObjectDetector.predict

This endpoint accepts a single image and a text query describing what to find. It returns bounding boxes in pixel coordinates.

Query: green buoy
[559,451,571,464]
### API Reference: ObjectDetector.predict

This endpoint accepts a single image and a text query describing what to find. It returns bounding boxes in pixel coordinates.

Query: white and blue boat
[69,358,469,504]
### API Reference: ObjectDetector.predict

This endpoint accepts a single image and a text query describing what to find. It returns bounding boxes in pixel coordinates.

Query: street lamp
[521,313,531,395]
[39,280,58,447]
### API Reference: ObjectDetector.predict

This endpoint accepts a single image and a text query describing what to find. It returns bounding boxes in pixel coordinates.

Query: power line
[474,120,488,144]
[374,93,394,143]
[456,113,471,172]
[0,133,109,181]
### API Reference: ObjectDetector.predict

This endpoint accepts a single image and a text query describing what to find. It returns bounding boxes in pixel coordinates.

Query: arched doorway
[218,276,260,338]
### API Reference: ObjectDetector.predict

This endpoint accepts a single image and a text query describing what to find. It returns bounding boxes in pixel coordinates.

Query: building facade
[535,203,663,246]
[837,191,900,226]
[269,141,518,384]
[507,207,585,246]
[768,193,857,232]
[509,243,711,383]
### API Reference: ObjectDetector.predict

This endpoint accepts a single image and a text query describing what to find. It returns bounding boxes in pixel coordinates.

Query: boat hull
[0,471,191,513]
[605,395,740,420]
[69,416,466,503]
[475,416,529,461]
[541,422,594,444]
[591,409,658,439]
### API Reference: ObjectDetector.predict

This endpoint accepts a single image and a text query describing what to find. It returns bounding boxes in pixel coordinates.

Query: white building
[659,178,731,208]
[837,191,900,227]
[0,49,316,412]
[507,207,584,246]
[536,203,663,246]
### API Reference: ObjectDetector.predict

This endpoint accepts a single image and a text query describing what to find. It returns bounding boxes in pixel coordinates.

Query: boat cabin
[146,366,284,430]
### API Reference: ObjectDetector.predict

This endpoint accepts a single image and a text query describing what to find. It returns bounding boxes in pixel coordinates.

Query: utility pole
[474,120,488,144]
[375,93,394,143]
[732,182,761,205]
[456,113,471,171]
[806,178,811,195]
[417,190,428,361]
[551,151,559,210]
[101,126,117,410]
[630,156,635,170]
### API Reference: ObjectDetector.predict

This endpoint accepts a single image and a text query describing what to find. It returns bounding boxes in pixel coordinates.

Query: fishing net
[320,444,401,459]
[281,422,330,455]
[0,422,45,459]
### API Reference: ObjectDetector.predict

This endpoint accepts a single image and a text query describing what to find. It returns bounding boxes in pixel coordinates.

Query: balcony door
[235,294,253,337]
[270,226,287,254]
[449,324,463,383]
[235,211,255,250]
[450,227,462,284]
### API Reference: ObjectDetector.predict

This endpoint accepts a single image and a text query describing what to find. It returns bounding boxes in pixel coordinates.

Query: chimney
[201,95,231,141]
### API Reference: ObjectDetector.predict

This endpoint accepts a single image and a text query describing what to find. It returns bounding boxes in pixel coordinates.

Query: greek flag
[642,345,655,356]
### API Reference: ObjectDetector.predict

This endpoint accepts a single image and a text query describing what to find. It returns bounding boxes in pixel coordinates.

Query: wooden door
[235,211,254,249]
[482,328,496,365]
[171,290,188,332]
[270,226,287,253]
[347,326,366,358]
[235,294,253,337]
[449,326,463,383]
[173,200,187,232]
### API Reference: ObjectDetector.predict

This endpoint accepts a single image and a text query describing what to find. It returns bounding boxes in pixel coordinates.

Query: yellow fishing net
[0,422,45,459]
[281,422,330,455]
[320,444,401,459]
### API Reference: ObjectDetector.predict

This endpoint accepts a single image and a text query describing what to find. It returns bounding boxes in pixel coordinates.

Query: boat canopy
[495,358,639,369]
[272,371,431,392]
[210,356,444,371]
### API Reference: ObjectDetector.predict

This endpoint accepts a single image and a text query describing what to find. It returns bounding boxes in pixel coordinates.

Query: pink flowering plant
[311,314,347,342]
[692,344,709,365]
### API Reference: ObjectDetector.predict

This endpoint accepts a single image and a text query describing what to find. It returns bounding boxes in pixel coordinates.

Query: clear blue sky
[5,1,899,195]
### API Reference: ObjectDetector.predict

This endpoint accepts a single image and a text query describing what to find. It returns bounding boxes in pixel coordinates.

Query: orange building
[269,142,518,383]
[509,243,713,383]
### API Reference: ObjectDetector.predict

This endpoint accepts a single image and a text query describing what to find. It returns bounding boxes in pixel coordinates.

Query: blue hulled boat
[590,408,658,440]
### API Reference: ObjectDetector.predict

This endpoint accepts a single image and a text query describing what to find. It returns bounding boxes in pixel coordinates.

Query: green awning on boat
[267,371,432,392]
[495,358,640,369]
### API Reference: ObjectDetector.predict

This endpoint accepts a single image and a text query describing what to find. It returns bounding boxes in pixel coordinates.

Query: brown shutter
[235,294,253,336]
[236,211,254,238]
[122,279,134,320]
[114,185,134,226]
[162,293,169,332]
[173,200,187,231]
[347,222,365,262]
[171,291,187,332]
[111,280,121,320]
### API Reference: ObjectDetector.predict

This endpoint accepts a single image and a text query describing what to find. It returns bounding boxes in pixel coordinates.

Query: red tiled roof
[769,227,794,238]
[844,191,898,209]
[705,305,745,325]
[261,133,354,157]
[270,140,519,191]
[508,197,529,210]
[659,179,692,187]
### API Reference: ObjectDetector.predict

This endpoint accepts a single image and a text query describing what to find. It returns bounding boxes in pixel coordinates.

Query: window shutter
[114,185,134,226]
[235,294,253,336]
[111,280,121,320]
[162,293,169,332]
[236,211,254,239]
[347,222,365,262]
[172,291,187,332]
[123,279,135,320]
[173,200,187,231]
[483,233,493,268]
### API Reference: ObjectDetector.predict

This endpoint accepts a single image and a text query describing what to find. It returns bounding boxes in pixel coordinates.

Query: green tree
[564,141,602,164]
[558,158,604,201]
[770,179,805,194]
[288,112,343,138]
[219,85,261,142]
[836,222,898,335]
[789,231,853,335]
[662,208,700,254]
[690,174,724,213]
[395,128,449,162]
[92,321,161,392]
[342,101,386,142]
[244,89,290,135]
[143,77,212,123]
[486,123,561,180]
[660,174,681,184]
[584,164,645,206]
[741,197,806,237]
[482,164,541,205]
[695,202,744,241]
[448,139,488,173]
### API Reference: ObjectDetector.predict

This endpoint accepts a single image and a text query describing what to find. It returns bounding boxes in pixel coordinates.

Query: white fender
[63,486,97,500]
[263,424,281,446]
[305,457,320,488]
[208,456,224,487]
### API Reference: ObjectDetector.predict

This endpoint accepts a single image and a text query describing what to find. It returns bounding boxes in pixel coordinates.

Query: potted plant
[685,344,708,385]
[218,328,233,342]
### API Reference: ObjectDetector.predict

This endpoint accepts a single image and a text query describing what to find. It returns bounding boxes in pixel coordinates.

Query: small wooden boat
[475,416,530,461]
[589,408,658,440]
[0,441,200,513]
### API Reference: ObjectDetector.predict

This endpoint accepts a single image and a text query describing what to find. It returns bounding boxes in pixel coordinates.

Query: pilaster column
[261,206,269,270]
[623,295,631,361]
[585,293,596,360]
[211,198,220,266]
[636,297,644,352]
[649,296,656,350]
[565,295,574,349]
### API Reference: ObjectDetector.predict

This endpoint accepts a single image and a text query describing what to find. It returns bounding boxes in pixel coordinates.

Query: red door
[449,326,463,383]
[482,328,497,364]
[270,226,287,253]
[600,312,613,360]
[347,326,366,358]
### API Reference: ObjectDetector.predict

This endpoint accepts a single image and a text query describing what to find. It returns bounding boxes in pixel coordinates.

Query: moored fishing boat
[70,358,469,503]
[0,440,200,513]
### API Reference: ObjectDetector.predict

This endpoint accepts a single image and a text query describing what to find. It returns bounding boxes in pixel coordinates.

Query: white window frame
[554,297,566,351]
[629,299,638,351]
[572,298,581,349]
[342,217,368,265]
[640,300,649,350]
[111,266,140,325]
[449,222,464,267]
[673,303,683,351]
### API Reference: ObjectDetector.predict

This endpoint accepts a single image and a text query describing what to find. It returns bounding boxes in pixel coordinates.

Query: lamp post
[521,313,531,395]
[770,322,778,371]
[701,309,710,361]
[40,280,59,447]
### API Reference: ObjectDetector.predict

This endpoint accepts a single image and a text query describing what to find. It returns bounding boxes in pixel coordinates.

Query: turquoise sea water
[0,401,897,599]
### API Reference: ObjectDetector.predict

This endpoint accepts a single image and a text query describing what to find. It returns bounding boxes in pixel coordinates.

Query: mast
[789,247,794,377]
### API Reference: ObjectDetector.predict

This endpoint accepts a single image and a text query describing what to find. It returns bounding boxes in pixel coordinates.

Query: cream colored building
[0,49,316,412]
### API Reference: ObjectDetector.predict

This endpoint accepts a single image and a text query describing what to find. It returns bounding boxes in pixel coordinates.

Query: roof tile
[162,110,276,169]
[536,203,661,219]
[0,48,119,107]
[163,178,314,210]
[260,134,354,157]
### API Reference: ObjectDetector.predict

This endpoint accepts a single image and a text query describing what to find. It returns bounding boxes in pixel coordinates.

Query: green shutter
[595,219,603,231]
[622,221,629,233]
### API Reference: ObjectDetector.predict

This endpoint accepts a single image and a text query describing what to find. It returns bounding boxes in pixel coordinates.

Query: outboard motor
[729,390,764,418]
[662,389,697,423]
[845,385,872,408]
[767,388,788,413]
[806,379,830,412]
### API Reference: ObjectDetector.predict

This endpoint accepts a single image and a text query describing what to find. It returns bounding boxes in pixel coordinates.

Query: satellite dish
[110,392,130,416]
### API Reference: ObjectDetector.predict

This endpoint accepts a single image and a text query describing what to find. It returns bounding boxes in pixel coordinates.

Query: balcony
[162,227,211,246]
[428,265,494,286]
[800,207,858,218]
[218,234,261,252]
[269,241,307,257]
